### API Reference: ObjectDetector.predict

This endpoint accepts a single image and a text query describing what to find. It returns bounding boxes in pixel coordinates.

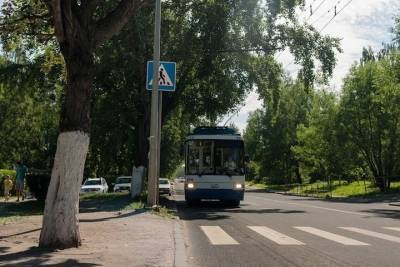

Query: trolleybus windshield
[186,140,244,176]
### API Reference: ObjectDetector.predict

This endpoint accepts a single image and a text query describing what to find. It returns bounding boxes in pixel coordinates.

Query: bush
[246,161,261,182]
[25,171,51,201]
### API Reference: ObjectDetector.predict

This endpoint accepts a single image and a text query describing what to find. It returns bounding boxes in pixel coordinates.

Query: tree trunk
[134,63,150,168]
[39,52,94,248]
[135,113,150,167]
[39,131,89,248]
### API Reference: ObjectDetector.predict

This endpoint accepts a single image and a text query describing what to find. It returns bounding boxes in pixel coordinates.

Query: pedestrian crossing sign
[146,61,176,92]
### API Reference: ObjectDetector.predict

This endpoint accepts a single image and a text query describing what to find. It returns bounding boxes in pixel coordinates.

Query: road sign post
[147,0,161,207]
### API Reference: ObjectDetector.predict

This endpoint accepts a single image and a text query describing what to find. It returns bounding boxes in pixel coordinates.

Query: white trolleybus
[184,127,246,206]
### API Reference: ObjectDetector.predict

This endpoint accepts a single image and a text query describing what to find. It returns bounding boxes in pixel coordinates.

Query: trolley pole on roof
[147,0,161,206]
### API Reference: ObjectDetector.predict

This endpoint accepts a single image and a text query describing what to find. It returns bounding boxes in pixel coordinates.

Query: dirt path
[0,210,175,266]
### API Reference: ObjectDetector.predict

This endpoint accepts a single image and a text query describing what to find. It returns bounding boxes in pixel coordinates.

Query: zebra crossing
[199,225,400,246]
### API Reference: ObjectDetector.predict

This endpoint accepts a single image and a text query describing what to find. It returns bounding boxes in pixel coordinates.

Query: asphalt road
[174,190,400,267]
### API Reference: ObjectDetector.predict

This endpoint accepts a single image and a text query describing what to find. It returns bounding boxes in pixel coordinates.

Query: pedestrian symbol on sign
[146,61,176,92]
[156,65,173,86]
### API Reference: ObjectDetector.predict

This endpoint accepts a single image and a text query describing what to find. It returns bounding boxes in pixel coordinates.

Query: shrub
[246,161,261,182]
[25,171,51,201]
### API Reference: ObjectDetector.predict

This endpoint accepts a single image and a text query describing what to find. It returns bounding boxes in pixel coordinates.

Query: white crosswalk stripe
[200,226,239,245]
[248,226,304,245]
[295,227,369,246]
[199,225,400,246]
[383,227,400,232]
[340,227,400,244]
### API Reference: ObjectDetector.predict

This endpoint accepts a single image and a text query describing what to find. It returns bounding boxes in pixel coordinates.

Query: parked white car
[159,178,171,195]
[80,178,108,194]
[113,176,132,192]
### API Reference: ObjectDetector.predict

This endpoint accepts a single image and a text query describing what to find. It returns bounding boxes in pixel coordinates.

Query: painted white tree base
[39,131,90,248]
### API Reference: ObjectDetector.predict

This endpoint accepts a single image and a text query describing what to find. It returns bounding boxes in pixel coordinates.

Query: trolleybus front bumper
[185,189,244,201]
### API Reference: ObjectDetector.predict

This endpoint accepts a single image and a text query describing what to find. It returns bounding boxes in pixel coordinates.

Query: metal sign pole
[147,0,161,206]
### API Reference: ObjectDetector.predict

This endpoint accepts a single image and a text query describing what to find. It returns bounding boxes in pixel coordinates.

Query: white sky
[226,0,400,132]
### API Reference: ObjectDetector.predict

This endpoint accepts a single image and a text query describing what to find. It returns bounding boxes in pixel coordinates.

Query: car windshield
[159,179,169,184]
[186,140,244,176]
[84,180,101,186]
[116,177,131,184]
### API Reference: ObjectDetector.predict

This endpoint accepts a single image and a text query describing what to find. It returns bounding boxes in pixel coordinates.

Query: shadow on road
[170,198,306,221]
[0,246,100,267]
[0,228,42,240]
[360,209,400,220]
[246,188,400,204]
[79,209,147,223]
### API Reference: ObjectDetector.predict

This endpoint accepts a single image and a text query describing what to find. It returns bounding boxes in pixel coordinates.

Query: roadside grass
[151,205,176,219]
[248,180,400,199]
[79,192,176,219]
[79,192,147,213]
[0,192,148,224]
[246,181,296,192]
[0,199,44,225]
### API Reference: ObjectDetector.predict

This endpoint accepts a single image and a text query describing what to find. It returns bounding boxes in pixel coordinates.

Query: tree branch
[94,0,152,47]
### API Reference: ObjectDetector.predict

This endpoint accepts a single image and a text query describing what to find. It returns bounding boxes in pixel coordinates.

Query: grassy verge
[151,205,176,219]
[79,192,147,212]
[247,180,400,199]
[0,192,148,225]
[246,181,296,192]
[0,199,44,225]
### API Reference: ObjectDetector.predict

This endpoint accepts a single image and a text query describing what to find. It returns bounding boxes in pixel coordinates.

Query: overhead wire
[282,0,354,70]
[310,0,343,25]
[319,0,353,32]
[276,0,323,59]
[277,0,331,60]
[306,0,329,22]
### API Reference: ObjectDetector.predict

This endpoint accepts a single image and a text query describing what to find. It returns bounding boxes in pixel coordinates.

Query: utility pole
[147,0,161,206]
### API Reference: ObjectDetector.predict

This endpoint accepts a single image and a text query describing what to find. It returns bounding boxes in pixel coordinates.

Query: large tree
[338,49,400,192]
[1,0,150,248]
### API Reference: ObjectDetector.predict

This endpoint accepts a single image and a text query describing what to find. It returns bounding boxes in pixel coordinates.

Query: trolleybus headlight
[235,183,243,189]
[187,183,194,189]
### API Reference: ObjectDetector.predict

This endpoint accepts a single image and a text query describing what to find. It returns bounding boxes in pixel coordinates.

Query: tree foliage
[338,50,400,191]
[1,0,342,179]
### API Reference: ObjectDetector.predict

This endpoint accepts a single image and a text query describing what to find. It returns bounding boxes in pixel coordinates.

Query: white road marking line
[295,227,369,246]
[200,226,239,245]
[248,226,304,245]
[383,227,400,232]
[340,227,400,243]
[247,195,365,216]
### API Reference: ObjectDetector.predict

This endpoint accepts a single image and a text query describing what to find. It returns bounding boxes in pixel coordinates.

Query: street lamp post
[147,0,161,206]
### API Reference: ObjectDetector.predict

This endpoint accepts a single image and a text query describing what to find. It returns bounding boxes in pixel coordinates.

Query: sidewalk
[0,208,176,266]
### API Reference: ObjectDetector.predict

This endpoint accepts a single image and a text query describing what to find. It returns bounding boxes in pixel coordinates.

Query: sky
[226,0,400,132]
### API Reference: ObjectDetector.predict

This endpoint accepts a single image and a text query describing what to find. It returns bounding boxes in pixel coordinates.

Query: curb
[170,195,187,267]
[174,220,187,267]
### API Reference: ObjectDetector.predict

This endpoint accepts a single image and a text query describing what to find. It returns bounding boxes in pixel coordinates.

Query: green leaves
[339,50,400,190]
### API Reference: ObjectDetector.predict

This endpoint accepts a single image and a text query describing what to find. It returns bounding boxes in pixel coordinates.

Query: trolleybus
[184,127,246,206]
